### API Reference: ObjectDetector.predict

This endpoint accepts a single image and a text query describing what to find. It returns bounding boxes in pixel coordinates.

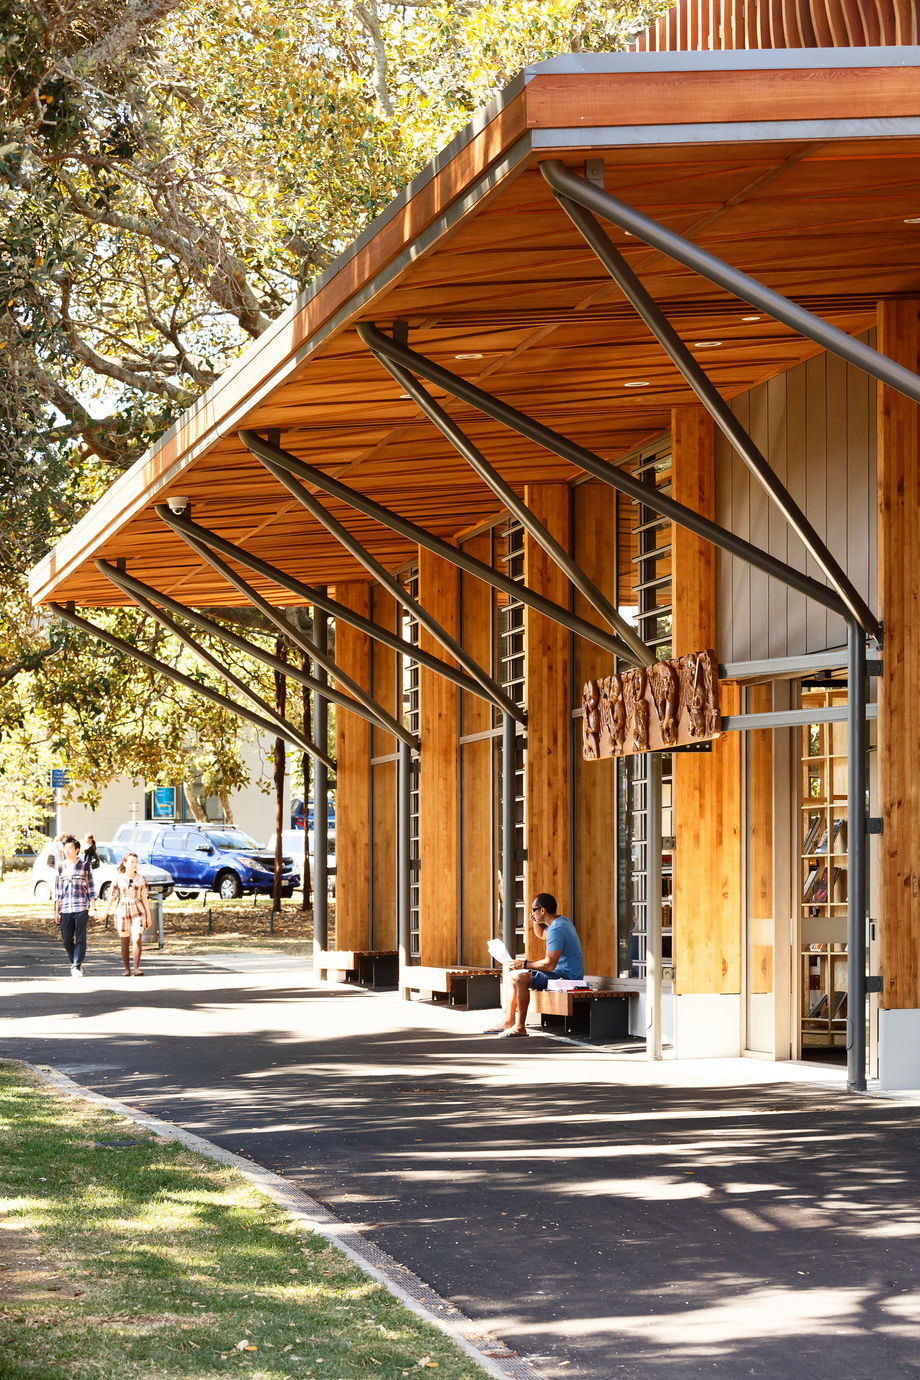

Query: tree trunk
[272,638,287,914]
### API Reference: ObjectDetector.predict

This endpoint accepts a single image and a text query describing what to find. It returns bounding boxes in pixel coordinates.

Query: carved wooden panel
[583,650,721,759]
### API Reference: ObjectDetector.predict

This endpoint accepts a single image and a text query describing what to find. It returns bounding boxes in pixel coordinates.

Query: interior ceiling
[38,122,920,609]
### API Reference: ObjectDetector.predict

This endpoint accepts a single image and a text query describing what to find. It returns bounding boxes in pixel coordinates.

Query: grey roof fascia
[531,116,920,149]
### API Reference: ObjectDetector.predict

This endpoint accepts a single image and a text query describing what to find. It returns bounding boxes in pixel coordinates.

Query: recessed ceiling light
[455,352,483,360]
[742,315,761,322]
[693,340,723,348]
[399,393,411,400]
[903,216,920,224]
[623,380,650,388]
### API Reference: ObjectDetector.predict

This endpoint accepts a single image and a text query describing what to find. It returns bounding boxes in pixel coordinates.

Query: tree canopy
[0,0,670,828]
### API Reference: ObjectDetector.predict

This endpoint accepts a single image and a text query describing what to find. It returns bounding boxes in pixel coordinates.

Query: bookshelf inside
[800,687,849,1048]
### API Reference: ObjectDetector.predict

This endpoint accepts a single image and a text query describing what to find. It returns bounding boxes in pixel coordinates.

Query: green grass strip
[0,1062,488,1379]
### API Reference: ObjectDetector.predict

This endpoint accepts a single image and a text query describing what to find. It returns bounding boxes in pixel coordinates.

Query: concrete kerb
[18,1060,543,1380]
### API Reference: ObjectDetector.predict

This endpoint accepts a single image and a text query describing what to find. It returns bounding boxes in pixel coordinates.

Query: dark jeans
[60,910,89,968]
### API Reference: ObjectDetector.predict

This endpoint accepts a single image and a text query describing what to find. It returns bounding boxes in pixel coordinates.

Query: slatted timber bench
[316,950,399,989]
[401,965,502,1010]
[532,987,633,1041]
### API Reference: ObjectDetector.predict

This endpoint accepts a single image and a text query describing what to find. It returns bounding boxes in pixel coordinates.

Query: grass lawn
[0,1063,488,1380]
[0,870,320,955]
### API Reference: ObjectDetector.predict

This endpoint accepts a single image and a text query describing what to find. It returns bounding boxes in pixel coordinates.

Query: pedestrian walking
[102,852,151,976]
[82,833,100,870]
[54,834,96,978]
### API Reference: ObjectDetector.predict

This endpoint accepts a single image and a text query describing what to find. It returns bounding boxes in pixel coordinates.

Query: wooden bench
[401,965,502,1010]
[316,950,399,989]
[531,987,632,1041]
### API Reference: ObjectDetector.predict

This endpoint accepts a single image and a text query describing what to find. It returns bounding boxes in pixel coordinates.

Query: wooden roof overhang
[29,47,920,612]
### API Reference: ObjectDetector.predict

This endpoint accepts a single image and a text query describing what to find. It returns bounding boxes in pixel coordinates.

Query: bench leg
[567,999,629,1041]
[451,974,501,1010]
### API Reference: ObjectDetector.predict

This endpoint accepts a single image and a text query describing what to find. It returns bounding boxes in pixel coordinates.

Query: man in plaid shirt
[54,834,97,978]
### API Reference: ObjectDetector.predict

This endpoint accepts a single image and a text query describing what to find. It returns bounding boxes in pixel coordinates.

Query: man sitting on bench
[490,892,584,1038]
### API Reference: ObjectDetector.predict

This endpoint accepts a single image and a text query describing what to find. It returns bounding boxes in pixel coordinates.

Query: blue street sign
[50,768,70,790]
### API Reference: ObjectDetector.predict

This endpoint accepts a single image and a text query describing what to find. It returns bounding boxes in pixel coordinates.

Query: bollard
[207,907,212,933]
[153,895,164,950]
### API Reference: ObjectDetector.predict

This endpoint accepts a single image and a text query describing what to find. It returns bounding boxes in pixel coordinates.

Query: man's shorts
[528,969,549,991]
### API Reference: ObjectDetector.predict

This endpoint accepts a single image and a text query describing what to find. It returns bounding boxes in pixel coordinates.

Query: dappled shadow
[3,925,920,1379]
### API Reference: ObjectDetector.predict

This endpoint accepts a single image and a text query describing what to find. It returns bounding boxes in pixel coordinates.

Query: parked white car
[31,842,174,902]
[265,829,336,897]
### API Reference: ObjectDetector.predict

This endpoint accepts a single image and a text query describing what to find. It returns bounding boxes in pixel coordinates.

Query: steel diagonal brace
[544,169,878,638]
[355,326,850,621]
[239,439,526,725]
[155,510,492,707]
[540,160,920,411]
[49,603,332,767]
[96,560,417,751]
[363,341,653,668]
[154,508,418,747]
[238,429,641,664]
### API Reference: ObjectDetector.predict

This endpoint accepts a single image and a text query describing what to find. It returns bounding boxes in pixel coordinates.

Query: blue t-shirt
[544,915,584,981]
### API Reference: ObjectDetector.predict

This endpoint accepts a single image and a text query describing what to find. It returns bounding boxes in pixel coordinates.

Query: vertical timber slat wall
[371,586,399,949]
[523,483,571,934]
[460,531,494,967]
[332,581,372,951]
[671,406,742,994]
[418,545,460,966]
[877,299,920,1012]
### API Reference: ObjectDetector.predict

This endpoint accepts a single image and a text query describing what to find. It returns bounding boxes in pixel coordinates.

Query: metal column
[646,753,663,1061]
[501,712,516,955]
[847,620,868,1093]
[312,602,329,964]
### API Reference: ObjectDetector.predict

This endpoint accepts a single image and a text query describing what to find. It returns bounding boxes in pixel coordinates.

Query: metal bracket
[584,158,605,189]
[866,817,883,835]
[672,740,713,754]
[866,659,883,677]
[865,975,883,994]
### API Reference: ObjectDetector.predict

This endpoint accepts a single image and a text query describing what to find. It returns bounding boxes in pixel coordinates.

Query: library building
[30,0,920,1090]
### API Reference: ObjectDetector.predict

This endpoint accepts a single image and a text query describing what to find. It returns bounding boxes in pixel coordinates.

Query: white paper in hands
[487,937,514,966]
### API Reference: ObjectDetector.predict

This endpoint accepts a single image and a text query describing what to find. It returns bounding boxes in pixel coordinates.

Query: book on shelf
[813,824,830,854]
[810,866,829,903]
[832,866,847,902]
[803,866,820,901]
[832,818,848,852]
[802,817,824,854]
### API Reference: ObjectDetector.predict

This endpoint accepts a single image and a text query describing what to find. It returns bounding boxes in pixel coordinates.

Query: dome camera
[166,495,190,515]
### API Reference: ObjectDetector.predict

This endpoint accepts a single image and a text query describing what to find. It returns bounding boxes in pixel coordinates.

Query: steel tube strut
[96,560,414,750]
[540,160,920,412]
[550,189,878,639]
[356,327,849,620]
[155,511,488,706]
[847,620,868,1093]
[366,345,653,668]
[238,429,641,661]
[50,603,329,763]
[155,508,416,748]
[100,575,337,773]
[243,444,524,725]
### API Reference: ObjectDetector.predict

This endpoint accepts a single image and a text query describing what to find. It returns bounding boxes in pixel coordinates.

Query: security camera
[166,495,190,515]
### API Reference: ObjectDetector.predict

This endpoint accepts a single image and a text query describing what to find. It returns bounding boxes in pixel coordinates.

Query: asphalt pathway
[2,928,920,1379]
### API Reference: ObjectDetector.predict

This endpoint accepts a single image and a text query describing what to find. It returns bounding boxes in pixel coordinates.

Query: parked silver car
[31,842,174,902]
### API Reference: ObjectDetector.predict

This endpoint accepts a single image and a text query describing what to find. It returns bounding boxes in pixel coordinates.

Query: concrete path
[2,928,920,1380]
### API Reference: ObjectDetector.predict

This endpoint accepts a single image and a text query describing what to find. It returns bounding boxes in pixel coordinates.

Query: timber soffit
[29,47,920,607]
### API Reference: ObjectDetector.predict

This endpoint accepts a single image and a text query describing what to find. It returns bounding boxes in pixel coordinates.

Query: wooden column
[671,406,742,995]
[370,587,399,949]
[523,483,571,937]
[877,299,920,1011]
[331,582,372,951]
[417,546,460,966]
[459,533,494,967]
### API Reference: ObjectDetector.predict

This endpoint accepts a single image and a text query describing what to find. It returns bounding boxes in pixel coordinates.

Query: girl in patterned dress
[102,852,151,975]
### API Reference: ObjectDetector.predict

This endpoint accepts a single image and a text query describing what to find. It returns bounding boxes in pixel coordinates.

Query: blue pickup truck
[112,823,298,901]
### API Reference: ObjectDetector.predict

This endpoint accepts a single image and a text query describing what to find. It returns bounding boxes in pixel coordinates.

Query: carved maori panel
[583,650,721,759]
